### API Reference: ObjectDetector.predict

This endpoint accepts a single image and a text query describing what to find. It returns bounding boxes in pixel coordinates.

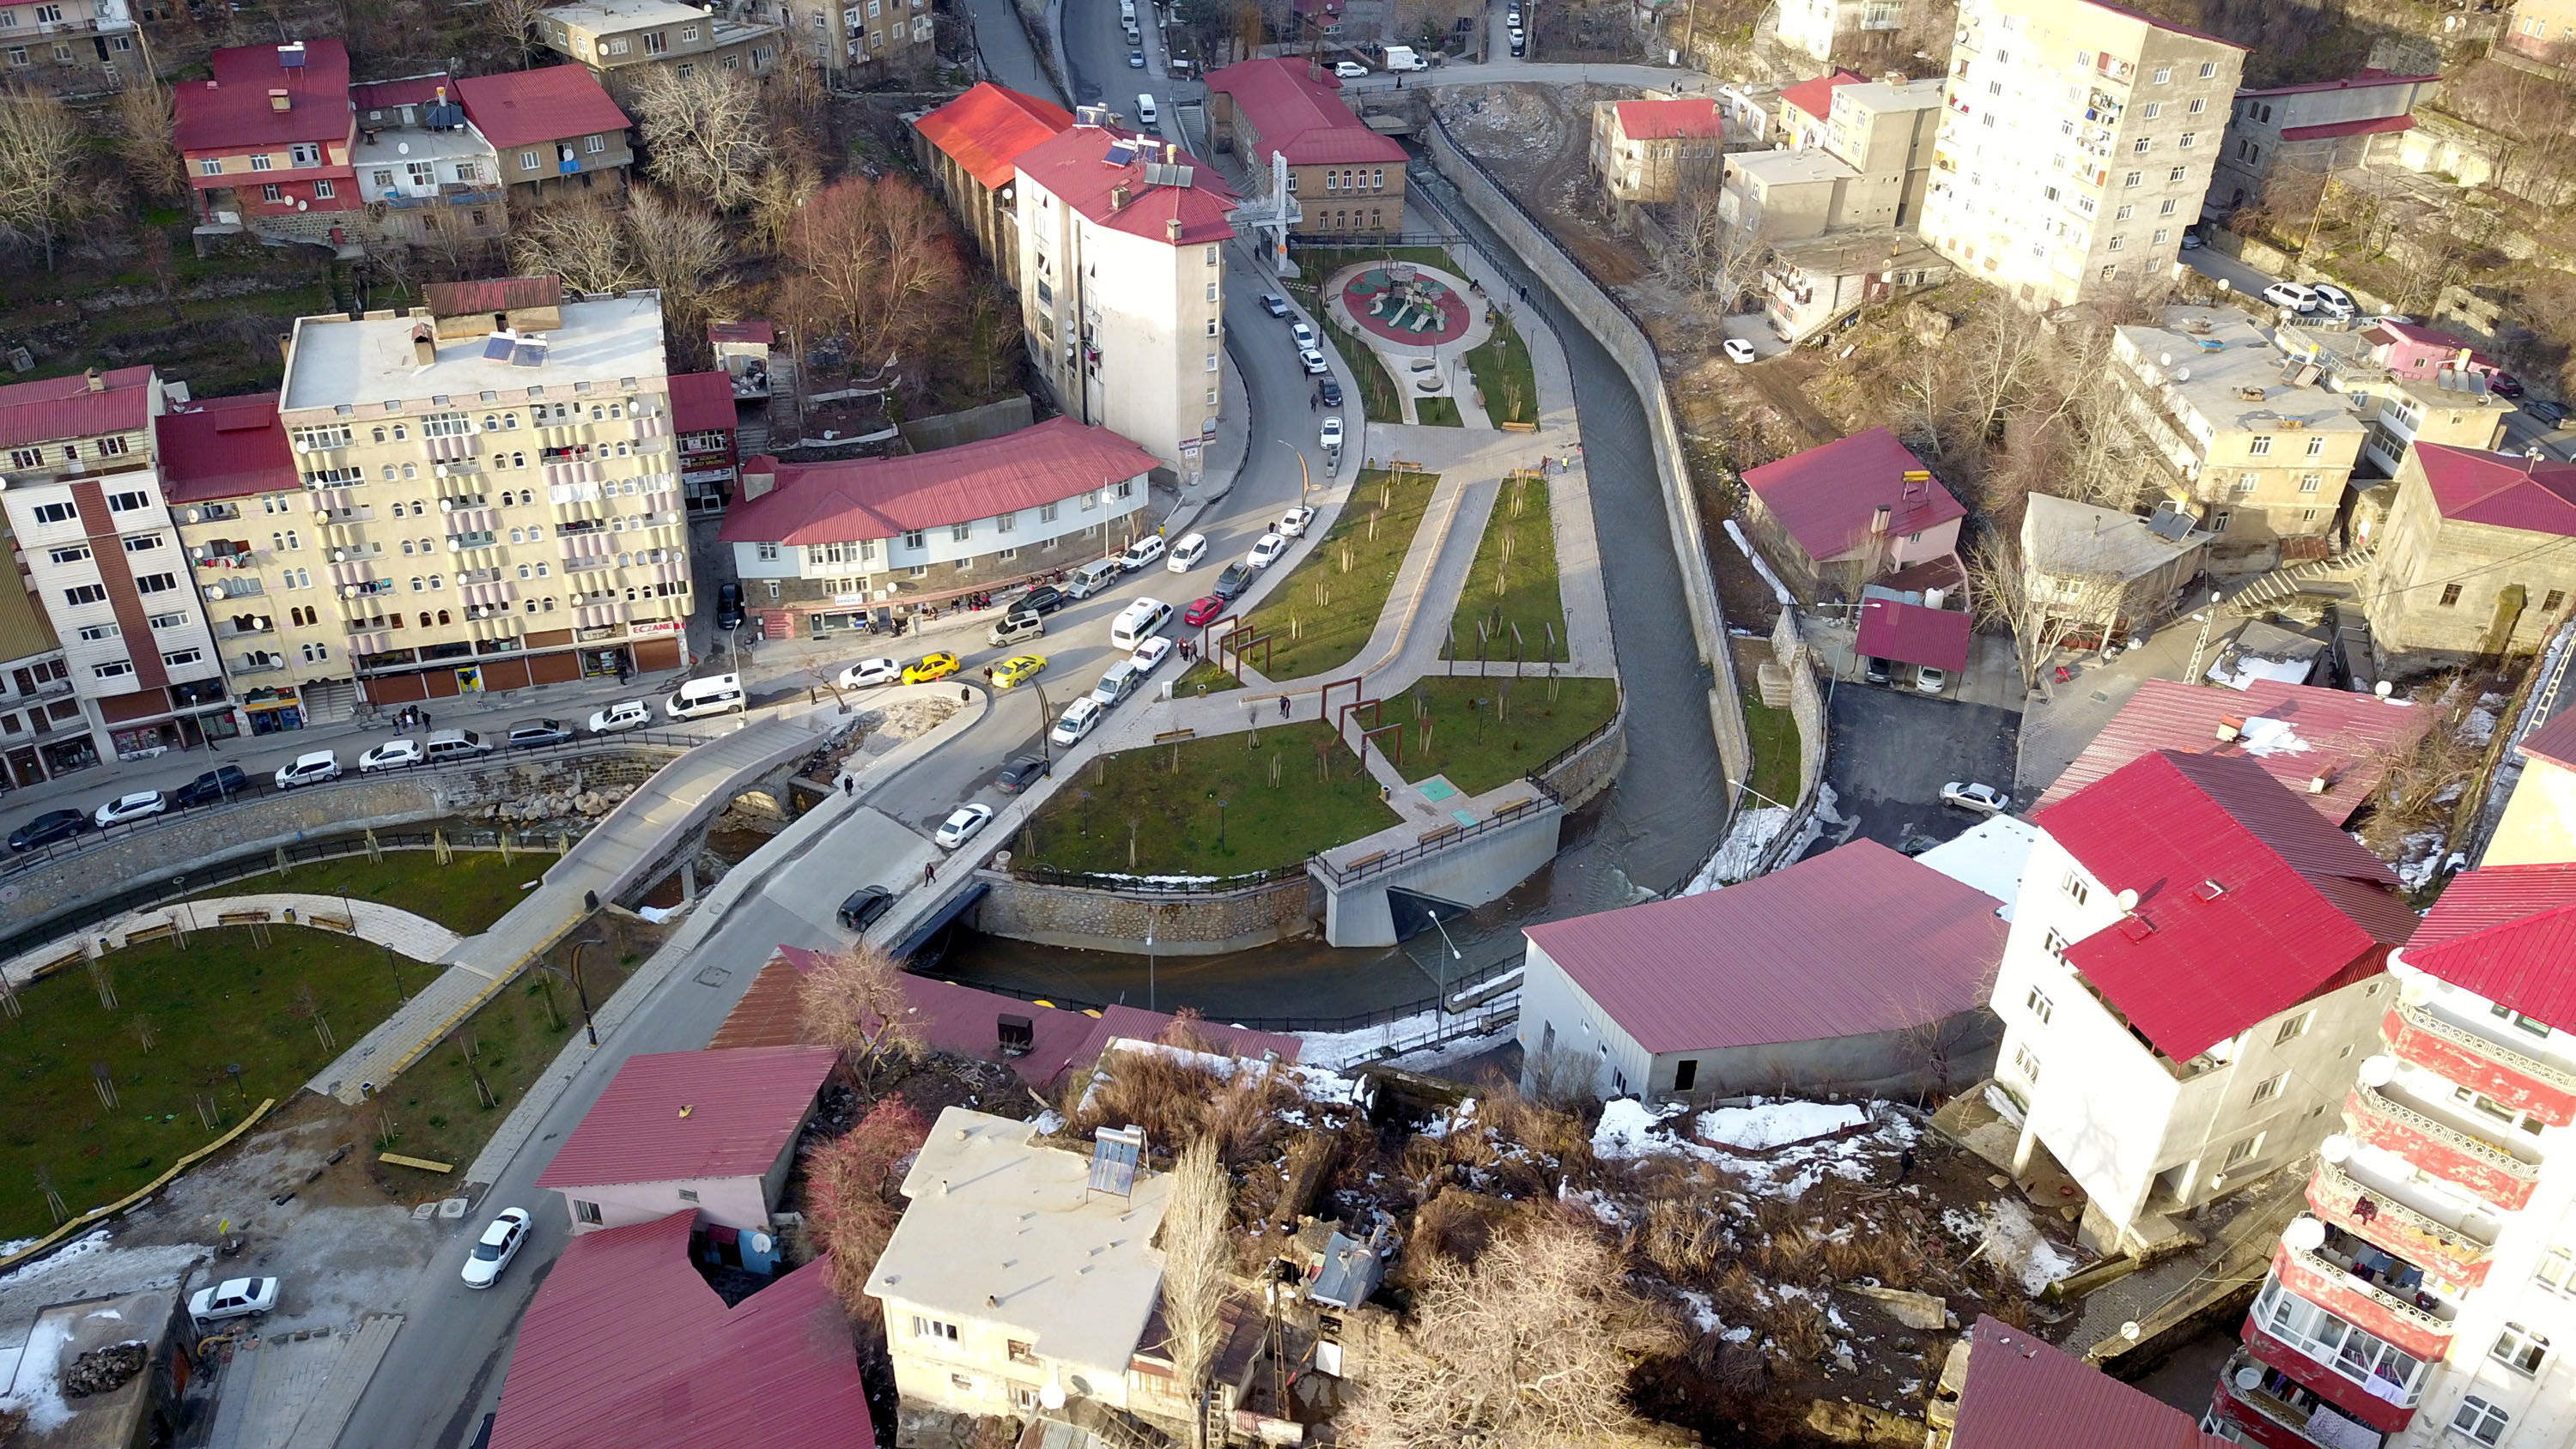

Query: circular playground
[1330,260,1492,355]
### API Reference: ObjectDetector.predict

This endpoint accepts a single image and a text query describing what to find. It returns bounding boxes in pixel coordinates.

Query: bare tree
[800,1098,931,1315]
[112,80,189,207]
[629,64,774,211]
[0,87,91,271]
[1158,1135,1233,1448]
[512,196,641,293]
[1966,530,2131,691]
[485,0,553,68]
[783,174,969,382]
[746,155,823,258]
[795,941,926,1089]
[1656,164,1767,316]
[625,185,735,365]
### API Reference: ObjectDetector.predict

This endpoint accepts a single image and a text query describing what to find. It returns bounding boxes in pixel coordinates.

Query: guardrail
[1309,792,1555,888]
[939,948,1525,1034]
[1006,863,1309,894]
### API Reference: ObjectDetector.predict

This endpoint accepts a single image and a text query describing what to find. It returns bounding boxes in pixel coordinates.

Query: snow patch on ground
[2397,828,2449,892]
[1595,1097,1917,1199]
[1593,1098,1692,1159]
[1942,1197,2078,1294]
[1,1307,76,1430]
[1722,518,1795,608]
[1686,806,1789,893]
[1294,1004,1521,1073]
[2464,693,2509,746]
[1698,1099,1867,1150]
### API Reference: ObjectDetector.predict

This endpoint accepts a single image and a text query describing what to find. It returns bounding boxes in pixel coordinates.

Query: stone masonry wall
[968,870,1323,957]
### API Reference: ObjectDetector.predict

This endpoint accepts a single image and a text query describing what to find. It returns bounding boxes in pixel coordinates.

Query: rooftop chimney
[1166,217,1183,242]
[268,88,292,112]
[83,368,104,392]
[1109,184,1131,209]
[411,324,437,367]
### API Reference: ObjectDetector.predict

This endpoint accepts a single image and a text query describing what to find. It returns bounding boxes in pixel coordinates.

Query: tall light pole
[1145,912,1157,1014]
[2184,590,2225,688]
[556,937,605,1046]
[1429,912,1462,1022]
[1276,439,1313,502]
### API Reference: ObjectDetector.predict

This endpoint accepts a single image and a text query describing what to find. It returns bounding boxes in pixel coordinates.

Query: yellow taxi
[993,654,1048,688]
[903,652,961,684]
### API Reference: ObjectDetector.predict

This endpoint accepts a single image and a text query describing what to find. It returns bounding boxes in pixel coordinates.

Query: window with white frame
[2451,1396,2507,1446]
[2042,929,2071,962]
[2493,1323,2549,1376]
[2061,872,2089,906]
[2274,1012,2312,1045]
[2535,1246,2574,1294]
[2248,1071,2287,1106]
[911,1316,959,1342]
[2221,1134,2261,1167]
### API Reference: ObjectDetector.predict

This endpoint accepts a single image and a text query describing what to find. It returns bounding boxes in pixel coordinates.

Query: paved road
[1804,682,2020,858]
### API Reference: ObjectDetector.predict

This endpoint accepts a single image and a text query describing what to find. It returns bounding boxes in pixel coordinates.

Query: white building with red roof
[173,39,362,247]
[1206,58,1407,237]
[2362,444,2576,660]
[1516,838,2012,1102]
[911,82,1075,290]
[2208,69,2439,219]
[1013,118,1241,474]
[533,1045,839,1237]
[1929,1314,2236,1448]
[1738,427,1965,604]
[453,64,635,205]
[720,415,1159,629]
[1991,749,2415,1256]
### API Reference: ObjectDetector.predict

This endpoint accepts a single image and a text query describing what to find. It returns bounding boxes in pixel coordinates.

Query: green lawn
[1176,658,1245,695]
[0,925,407,1238]
[1741,696,1802,810]
[1376,676,1619,795]
[1018,722,1399,875]
[1445,471,1566,669]
[185,850,539,936]
[1324,314,1406,424]
[1414,395,1464,427]
[1465,310,1540,427]
[1227,466,1443,682]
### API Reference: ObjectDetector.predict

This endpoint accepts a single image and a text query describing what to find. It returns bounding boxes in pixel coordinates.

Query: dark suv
[1018,585,1069,615]
[836,887,895,932]
[174,765,252,808]
[1212,562,1254,602]
[715,580,745,629]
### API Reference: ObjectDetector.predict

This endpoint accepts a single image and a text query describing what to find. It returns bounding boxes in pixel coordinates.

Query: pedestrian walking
[1279,694,1291,718]
[925,861,938,885]
[1897,1147,1916,1184]
[843,775,854,797]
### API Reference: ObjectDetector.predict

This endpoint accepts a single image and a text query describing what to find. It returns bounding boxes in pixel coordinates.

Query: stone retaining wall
[1536,704,1627,812]
[968,870,1323,956]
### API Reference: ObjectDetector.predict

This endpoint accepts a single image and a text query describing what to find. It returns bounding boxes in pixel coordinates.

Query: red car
[1183,595,1226,627]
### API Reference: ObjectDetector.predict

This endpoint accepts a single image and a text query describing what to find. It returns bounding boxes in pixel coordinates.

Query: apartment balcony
[2385,1000,2576,1127]
[2242,1282,2424,1435]
[202,578,264,601]
[2343,1079,2542,1210]
[2207,1349,2390,1449]
[230,654,288,677]
[214,615,276,640]
[2307,1160,2497,1288]
[2272,1227,2457,1363]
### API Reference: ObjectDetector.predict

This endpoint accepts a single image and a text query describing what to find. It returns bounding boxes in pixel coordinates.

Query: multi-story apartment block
[667,372,740,514]
[913,82,1076,292]
[535,0,781,85]
[452,66,635,206]
[1014,117,1239,476]
[1206,59,1408,237]
[0,368,235,767]
[0,0,139,94]
[0,523,77,789]
[1922,0,2245,310]
[1722,74,1942,239]
[2110,306,2366,566]
[1991,749,2415,1254]
[2499,0,2576,63]
[347,76,507,251]
[1777,0,1909,68]
[2207,70,2439,218]
[2352,374,2514,479]
[778,0,931,79]
[2207,850,2576,1449]
[175,39,363,249]
[1591,96,1726,205]
[273,278,690,707]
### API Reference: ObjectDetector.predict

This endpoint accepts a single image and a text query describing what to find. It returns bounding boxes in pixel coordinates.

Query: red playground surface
[1340,264,1471,345]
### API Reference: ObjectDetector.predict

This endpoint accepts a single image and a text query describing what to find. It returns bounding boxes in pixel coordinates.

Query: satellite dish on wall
[2318,1135,2353,1165]
[2235,1366,2263,1391]
[2114,888,2140,912]
[2281,1216,2327,1253]
[1039,1383,1066,1410]
[2356,1054,2398,1088]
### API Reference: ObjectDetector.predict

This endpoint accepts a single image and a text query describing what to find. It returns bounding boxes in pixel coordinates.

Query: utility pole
[2183,591,2225,688]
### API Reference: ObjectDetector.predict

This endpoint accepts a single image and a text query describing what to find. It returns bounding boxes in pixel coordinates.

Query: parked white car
[1166,532,1209,572]
[1723,337,1758,364]
[461,1207,532,1289]
[1246,532,1289,568]
[274,751,342,789]
[1278,506,1317,537]
[934,803,994,849]
[1319,416,1343,452]
[2262,281,2318,313]
[1050,696,1105,747]
[1131,635,1176,674]
[1941,781,2009,815]
[93,791,167,828]
[1334,60,1369,77]
[837,658,902,690]
[1290,321,1317,349]
[358,739,425,773]
[190,1276,280,1326]
[1298,347,1331,375]
[2310,282,2357,318]
[588,699,652,734]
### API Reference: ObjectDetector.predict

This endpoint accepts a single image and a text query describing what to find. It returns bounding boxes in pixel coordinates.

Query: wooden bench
[124,923,175,946]
[217,910,271,926]
[378,1152,453,1173]
[1153,728,1198,743]
[308,914,357,934]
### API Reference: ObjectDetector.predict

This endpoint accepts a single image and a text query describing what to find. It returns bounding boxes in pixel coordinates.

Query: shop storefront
[37,736,95,778]
[243,687,307,734]
[110,706,240,761]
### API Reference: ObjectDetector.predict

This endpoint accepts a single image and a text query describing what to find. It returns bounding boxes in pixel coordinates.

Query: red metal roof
[157,393,296,504]
[1614,97,1722,140]
[2412,444,2576,537]
[2401,864,2576,1032]
[1205,59,1406,166]
[666,371,738,436]
[707,955,807,1050]
[2364,318,2468,350]
[1780,69,1865,122]
[2037,751,2413,1062]
[1949,1316,2237,1449]
[708,320,776,346]
[719,416,1162,545]
[0,367,155,451]
[489,1211,874,1449]
[424,275,563,318]
[1522,839,2009,1056]
[1012,124,1241,246]
[349,72,453,113]
[1856,597,1971,672]
[915,82,1076,191]
[2238,68,2440,97]
[533,1045,837,1191]
[1742,427,1963,564]
[453,64,631,152]
[2034,678,2433,824]
[2279,113,2415,142]
[173,39,355,155]
[2522,708,2576,771]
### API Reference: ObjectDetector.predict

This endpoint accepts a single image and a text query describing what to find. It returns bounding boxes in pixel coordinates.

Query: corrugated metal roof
[1779,69,1866,122]
[173,40,355,155]
[424,276,565,318]
[2402,864,2576,1031]
[665,371,738,436]
[1012,125,1241,247]
[350,72,453,113]
[1205,59,1406,167]
[718,416,1162,545]
[707,955,808,1050]
[1615,97,1722,139]
[157,393,296,504]
[1521,839,2009,1056]
[2038,752,2414,1062]
[2033,678,2433,824]
[915,82,1076,191]
[453,64,632,151]
[2278,112,2416,141]
[489,1211,874,1449]
[1741,428,1962,564]
[2413,443,2576,537]
[1856,597,1971,672]
[0,367,155,451]
[1949,1315,2234,1449]
[533,1045,837,1191]
[2519,708,2576,772]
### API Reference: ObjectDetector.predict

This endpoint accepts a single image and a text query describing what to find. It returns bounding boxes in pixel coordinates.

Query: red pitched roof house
[453,66,635,201]
[2393,864,2576,1028]
[665,371,740,512]
[155,394,296,505]
[1741,428,1966,603]
[1996,750,2415,1252]
[1206,59,1406,235]
[2033,677,2434,827]
[173,40,361,241]
[1779,68,1867,149]
[1856,596,1971,675]
[1935,1315,2236,1449]
[1595,96,1726,203]
[910,83,1074,288]
[1516,839,2011,1100]
[534,1046,839,1236]
[489,1211,873,1449]
[2364,443,2576,659]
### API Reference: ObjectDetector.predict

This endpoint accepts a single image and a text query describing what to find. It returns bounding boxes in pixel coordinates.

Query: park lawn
[1324,315,1405,424]
[184,850,538,936]
[1445,470,1566,670]
[1465,310,1540,427]
[1414,396,1463,427]
[1297,244,1469,279]
[0,924,408,1239]
[1018,722,1397,875]
[1741,696,1801,809]
[1231,466,1443,682]
[1176,658,1245,695]
[1376,675,1619,796]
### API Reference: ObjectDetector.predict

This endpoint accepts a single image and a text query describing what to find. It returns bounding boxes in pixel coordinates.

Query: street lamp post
[1034,682,1054,766]
[2184,590,2226,688]
[1429,912,1462,1022]
[1277,439,1313,502]
[1145,913,1157,1014]
[561,937,605,1046]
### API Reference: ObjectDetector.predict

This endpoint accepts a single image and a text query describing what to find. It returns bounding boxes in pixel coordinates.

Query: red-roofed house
[2033,677,2433,827]
[2489,708,2576,867]
[1590,96,1725,203]
[2208,70,2439,216]
[667,371,740,514]
[1013,124,1241,472]
[911,82,1074,289]
[2356,317,2503,385]
[1516,838,2011,1101]
[489,1211,873,1449]
[1206,59,1407,236]
[1740,428,1965,603]
[174,40,362,246]
[1777,67,1866,149]
[453,65,634,203]
[1994,750,2414,1253]
[2364,443,2576,658]
[1929,1316,2236,1449]
[1856,596,1971,680]
[535,1045,839,1235]
[721,416,1159,627]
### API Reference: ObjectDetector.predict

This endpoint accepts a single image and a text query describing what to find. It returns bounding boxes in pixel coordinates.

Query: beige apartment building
[0,0,141,94]
[775,0,932,77]
[1721,74,1941,239]
[1922,0,2245,310]
[271,278,691,707]
[1591,96,1724,204]
[536,0,782,83]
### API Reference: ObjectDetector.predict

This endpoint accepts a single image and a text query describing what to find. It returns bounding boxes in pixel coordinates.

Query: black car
[2525,398,2569,428]
[1019,585,1069,615]
[1319,377,1344,408]
[1212,562,1254,602]
[715,580,745,629]
[835,886,896,932]
[174,764,252,809]
[8,808,88,852]
[996,755,1052,793]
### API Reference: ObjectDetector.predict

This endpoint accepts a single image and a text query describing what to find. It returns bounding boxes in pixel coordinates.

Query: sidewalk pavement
[2,893,461,992]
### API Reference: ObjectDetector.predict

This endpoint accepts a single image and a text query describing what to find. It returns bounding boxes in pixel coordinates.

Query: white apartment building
[0,367,234,767]
[1991,747,2415,1255]
[1013,116,1240,476]
[1777,0,1907,67]
[1922,0,2245,310]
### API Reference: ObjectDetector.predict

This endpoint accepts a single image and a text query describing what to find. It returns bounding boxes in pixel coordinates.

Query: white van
[1110,597,1172,649]
[1092,661,1142,708]
[1136,94,1158,125]
[665,672,747,719]
[1118,0,1135,17]
[1166,532,1209,572]
[1120,535,1166,571]
[1065,559,1124,600]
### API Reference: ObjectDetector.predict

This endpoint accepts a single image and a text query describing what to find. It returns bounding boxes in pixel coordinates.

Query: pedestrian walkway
[1,894,460,995]
[206,1313,403,1449]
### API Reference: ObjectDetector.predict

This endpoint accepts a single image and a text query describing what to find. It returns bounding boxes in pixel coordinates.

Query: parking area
[1802,682,2022,859]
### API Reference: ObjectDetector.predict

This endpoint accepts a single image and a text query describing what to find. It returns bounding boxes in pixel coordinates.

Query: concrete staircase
[299,678,357,725]
[2222,543,2376,616]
